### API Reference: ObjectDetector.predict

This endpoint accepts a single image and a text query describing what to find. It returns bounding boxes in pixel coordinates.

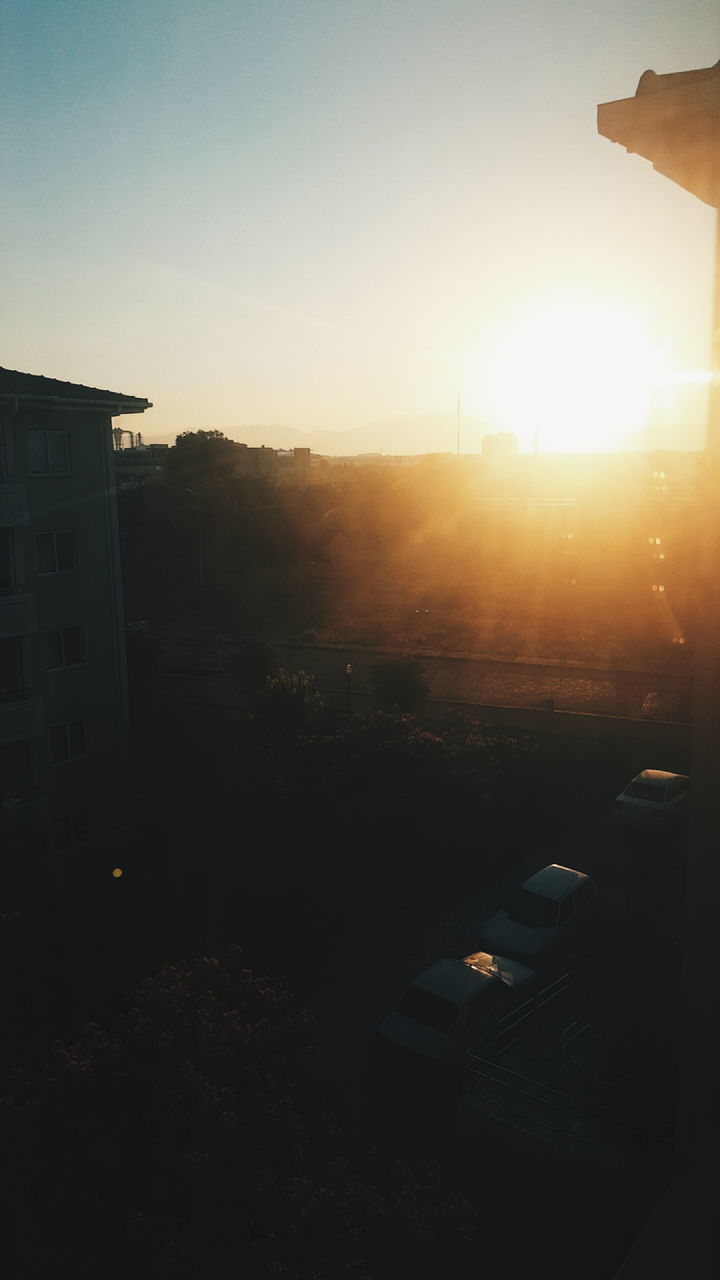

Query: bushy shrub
[255,668,323,732]
[371,656,430,714]
[0,953,478,1279]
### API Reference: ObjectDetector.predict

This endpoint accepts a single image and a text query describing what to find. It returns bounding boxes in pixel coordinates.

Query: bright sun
[463,303,663,453]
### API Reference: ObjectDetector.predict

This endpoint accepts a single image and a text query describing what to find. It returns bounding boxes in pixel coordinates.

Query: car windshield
[624,780,667,802]
[504,888,558,929]
[395,987,459,1036]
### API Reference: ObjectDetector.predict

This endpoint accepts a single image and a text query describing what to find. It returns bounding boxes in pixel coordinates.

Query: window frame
[49,719,87,766]
[28,430,71,476]
[0,527,16,595]
[56,811,88,849]
[43,624,84,672]
[35,530,78,576]
[0,635,22,700]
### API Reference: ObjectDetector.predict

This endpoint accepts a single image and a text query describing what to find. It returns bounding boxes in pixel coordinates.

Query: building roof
[0,368,152,416]
[597,61,720,208]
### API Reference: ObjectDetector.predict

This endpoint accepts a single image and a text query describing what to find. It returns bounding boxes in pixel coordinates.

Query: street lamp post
[345,663,352,714]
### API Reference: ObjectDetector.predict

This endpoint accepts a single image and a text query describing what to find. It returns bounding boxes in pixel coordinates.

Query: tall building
[599,61,720,1279]
[0,369,151,850]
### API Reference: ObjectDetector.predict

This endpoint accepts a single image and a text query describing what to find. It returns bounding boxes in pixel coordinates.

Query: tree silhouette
[0,953,478,1279]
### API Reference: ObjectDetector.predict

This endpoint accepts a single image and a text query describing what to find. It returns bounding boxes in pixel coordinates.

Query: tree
[164,430,242,483]
[0,953,478,1279]
[372,656,430,714]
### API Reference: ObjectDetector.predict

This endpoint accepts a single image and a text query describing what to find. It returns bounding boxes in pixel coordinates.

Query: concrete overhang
[597,61,720,208]
[0,393,152,416]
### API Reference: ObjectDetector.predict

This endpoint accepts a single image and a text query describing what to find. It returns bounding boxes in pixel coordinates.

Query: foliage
[371,656,430,714]
[164,430,242,481]
[254,667,323,732]
[0,953,478,1279]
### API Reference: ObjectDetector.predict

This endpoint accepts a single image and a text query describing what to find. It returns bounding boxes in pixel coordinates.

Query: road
[303,795,682,1279]
[154,630,693,720]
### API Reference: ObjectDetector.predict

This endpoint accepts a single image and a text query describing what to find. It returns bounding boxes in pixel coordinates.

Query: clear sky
[1,0,717,451]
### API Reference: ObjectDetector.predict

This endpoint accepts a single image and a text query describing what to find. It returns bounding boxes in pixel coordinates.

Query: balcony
[0,485,29,528]
[0,695,44,747]
[0,592,36,639]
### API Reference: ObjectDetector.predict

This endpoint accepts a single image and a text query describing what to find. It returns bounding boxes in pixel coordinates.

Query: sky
[1,0,718,453]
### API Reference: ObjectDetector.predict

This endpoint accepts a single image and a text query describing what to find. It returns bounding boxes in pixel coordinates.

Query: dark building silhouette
[599,60,720,1280]
[0,368,151,849]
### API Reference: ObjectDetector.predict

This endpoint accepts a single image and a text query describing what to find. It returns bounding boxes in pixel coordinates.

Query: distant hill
[147,414,490,456]
[143,409,705,457]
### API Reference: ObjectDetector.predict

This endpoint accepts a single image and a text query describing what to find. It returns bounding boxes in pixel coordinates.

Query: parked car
[478,864,597,968]
[374,951,537,1069]
[614,769,690,831]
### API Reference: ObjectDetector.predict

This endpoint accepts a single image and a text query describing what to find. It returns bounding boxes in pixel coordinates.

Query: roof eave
[0,393,152,416]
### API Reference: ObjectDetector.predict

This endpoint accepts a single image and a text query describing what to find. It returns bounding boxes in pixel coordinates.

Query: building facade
[0,369,151,850]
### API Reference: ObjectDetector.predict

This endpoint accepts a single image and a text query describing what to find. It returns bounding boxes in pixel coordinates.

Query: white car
[614,769,690,830]
[374,951,537,1069]
[478,864,597,968]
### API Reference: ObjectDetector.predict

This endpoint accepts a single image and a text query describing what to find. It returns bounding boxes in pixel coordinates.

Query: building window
[0,528,15,594]
[43,625,83,671]
[28,431,70,476]
[56,811,88,849]
[35,530,77,574]
[49,720,86,765]
[0,420,12,481]
[0,740,30,806]
[0,636,20,699]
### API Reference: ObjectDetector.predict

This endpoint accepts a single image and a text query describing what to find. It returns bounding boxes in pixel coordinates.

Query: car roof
[634,769,688,783]
[520,863,588,901]
[411,958,498,1005]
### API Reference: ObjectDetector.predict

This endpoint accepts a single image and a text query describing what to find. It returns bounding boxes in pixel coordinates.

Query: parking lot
[308,784,687,1170]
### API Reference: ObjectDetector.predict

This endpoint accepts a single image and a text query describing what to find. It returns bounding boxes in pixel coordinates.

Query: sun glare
[464,303,663,453]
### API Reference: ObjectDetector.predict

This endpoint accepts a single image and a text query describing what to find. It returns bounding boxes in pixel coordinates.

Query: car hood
[480,911,555,962]
[375,1012,454,1064]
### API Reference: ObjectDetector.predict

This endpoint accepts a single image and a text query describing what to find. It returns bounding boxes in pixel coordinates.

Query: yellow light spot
[112,867,123,878]
[462,302,661,452]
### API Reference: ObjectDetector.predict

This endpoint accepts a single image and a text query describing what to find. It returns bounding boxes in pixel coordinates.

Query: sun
[463,303,662,452]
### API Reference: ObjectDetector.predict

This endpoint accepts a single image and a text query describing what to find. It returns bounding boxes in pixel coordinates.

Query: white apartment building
[0,368,151,849]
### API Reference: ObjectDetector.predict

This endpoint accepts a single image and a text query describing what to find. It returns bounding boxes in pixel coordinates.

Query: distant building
[235,443,279,480]
[276,446,312,481]
[114,442,168,486]
[0,367,151,849]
